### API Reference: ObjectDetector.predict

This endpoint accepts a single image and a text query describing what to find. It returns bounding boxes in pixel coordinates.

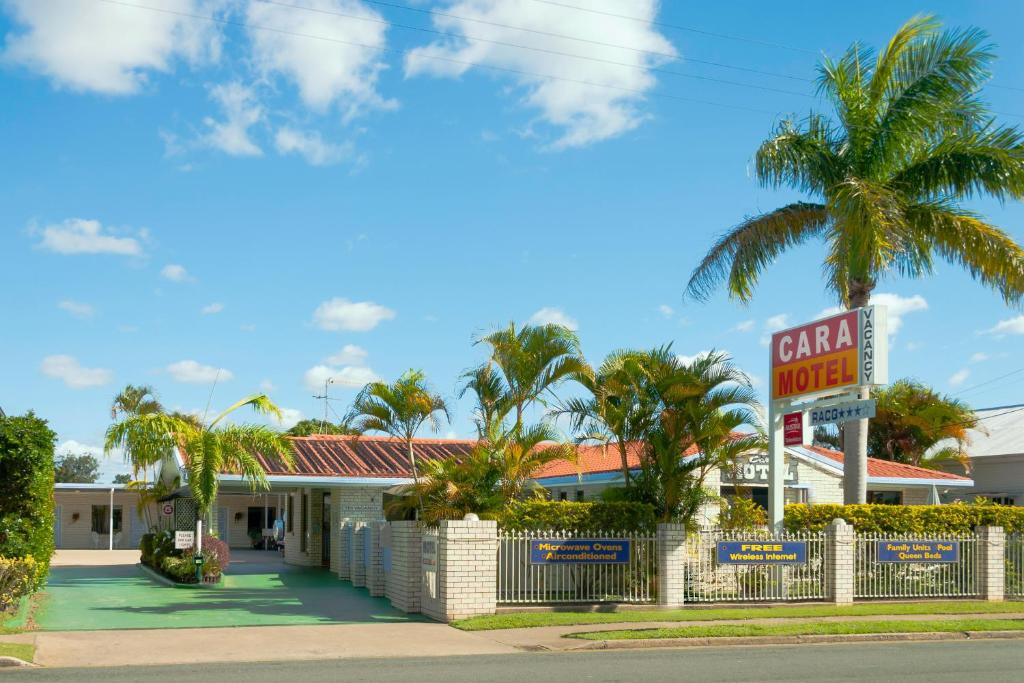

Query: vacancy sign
[771,306,887,401]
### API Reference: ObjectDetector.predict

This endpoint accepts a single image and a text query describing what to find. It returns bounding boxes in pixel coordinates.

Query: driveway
[32,549,421,631]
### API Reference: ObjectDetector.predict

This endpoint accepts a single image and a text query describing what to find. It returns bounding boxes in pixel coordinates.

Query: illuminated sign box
[876,540,959,563]
[716,541,807,565]
[529,539,631,564]
[770,306,888,401]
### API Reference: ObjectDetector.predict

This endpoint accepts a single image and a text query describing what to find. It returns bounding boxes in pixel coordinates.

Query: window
[91,505,123,534]
[300,493,308,553]
[988,496,1016,506]
[558,491,568,501]
[286,495,293,533]
[720,486,769,511]
[867,491,903,505]
[575,490,585,502]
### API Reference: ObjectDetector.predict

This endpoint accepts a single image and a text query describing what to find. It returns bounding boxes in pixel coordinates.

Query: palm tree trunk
[617,442,631,488]
[406,440,424,514]
[843,281,873,505]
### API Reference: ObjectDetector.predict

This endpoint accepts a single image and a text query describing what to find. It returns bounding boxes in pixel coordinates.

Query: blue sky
[2,1,1023,482]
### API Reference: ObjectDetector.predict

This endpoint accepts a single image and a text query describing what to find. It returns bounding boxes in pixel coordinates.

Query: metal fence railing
[683,529,828,603]
[854,534,978,599]
[1007,534,1024,600]
[497,529,657,604]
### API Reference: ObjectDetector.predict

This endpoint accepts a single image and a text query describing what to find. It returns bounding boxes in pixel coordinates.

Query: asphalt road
[7,640,1022,682]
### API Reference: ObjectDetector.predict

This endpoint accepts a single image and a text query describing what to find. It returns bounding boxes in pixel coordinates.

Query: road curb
[0,656,35,668]
[136,563,222,589]
[570,630,1024,651]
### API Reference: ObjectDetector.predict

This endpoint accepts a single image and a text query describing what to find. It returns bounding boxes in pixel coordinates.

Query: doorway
[321,492,332,567]
[247,506,277,549]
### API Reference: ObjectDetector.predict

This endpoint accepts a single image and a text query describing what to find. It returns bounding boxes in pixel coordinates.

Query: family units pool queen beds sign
[766,306,889,533]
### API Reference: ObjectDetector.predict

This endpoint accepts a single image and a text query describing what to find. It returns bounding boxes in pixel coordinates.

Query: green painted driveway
[34,555,419,631]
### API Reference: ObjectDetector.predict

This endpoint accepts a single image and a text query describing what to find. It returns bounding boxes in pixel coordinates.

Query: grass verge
[0,642,34,662]
[568,618,1024,640]
[452,601,1024,631]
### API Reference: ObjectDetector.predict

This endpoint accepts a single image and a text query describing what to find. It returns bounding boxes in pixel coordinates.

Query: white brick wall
[385,521,422,613]
[657,523,687,606]
[420,520,498,622]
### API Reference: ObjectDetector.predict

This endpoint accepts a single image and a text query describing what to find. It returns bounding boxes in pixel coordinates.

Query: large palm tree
[105,394,295,533]
[869,379,979,470]
[472,322,589,430]
[346,370,449,492]
[557,349,658,488]
[686,16,1024,503]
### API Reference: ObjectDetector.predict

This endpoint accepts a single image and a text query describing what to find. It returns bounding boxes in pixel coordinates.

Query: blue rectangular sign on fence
[716,541,807,565]
[529,539,631,564]
[876,540,959,563]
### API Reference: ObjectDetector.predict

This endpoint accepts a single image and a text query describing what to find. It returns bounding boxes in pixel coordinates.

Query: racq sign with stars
[770,306,888,401]
[807,399,877,427]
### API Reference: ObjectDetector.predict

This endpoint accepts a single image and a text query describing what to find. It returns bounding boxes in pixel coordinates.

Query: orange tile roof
[803,445,970,481]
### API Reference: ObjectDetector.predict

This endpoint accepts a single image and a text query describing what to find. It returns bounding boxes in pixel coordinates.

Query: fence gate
[854,533,979,599]
[1007,534,1024,600]
[497,529,656,604]
[684,530,828,603]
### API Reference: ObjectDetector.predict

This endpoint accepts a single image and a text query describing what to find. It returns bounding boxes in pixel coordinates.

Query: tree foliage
[285,418,358,437]
[54,453,101,483]
[0,412,56,591]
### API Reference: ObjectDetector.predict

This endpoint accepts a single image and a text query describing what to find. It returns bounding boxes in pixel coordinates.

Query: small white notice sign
[174,530,195,550]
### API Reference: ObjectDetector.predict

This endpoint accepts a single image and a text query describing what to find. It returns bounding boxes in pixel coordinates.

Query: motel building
[53,433,972,556]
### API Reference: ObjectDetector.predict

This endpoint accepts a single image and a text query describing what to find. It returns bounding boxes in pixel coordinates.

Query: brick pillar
[977,526,1006,602]
[329,491,342,575]
[826,517,854,604]
[351,522,368,587]
[656,523,687,607]
[421,520,497,623]
[387,521,422,613]
[366,522,386,597]
[307,492,323,562]
[338,521,352,580]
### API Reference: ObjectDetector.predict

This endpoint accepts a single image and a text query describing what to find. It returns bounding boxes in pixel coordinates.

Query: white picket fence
[854,533,979,599]
[497,529,657,604]
[1008,534,1024,600]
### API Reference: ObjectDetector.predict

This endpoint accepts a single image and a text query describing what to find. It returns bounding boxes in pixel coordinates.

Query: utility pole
[312,378,334,434]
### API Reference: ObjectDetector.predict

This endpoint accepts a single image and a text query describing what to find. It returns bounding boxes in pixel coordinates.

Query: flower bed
[140,530,230,584]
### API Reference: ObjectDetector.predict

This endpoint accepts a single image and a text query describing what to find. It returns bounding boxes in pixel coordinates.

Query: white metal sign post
[767,306,888,533]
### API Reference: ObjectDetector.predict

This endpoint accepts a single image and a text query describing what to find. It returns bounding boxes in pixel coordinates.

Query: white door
[54,505,62,548]
[130,510,148,548]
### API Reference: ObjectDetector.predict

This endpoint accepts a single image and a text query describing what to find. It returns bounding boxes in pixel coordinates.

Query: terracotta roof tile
[803,445,970,481]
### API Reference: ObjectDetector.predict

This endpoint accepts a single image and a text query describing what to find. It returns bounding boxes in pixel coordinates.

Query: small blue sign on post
[876,540,959,563]
[716,541,807,565]
[529,539,630,564]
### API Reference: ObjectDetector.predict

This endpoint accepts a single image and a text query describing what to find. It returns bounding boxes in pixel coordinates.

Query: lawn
[452,601,1024,631]
[0,642,34,662]
[568,617,1024,640]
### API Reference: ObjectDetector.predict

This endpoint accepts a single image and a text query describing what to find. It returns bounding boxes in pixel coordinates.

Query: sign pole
[767,398,785,535]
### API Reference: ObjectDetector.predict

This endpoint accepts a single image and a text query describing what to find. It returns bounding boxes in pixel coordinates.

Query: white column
[767,399,785,534]
[108,487,114,550]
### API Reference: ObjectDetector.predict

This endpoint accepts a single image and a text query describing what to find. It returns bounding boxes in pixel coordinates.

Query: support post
[108,487,114,550]
[977,526,1006,602]
[767,399,785,535]
[826,518,854,604]
[656,523,687,607]
[366,522,386,597]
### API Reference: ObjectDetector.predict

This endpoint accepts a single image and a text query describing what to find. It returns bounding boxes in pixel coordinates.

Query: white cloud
[246,0,395,119]
[759,314,791,345]
[313,297,395,332]
[161,264,193,282]
[201,81,264,156]
[275,127,352,166]
[273,407,304,430]
[984,315,1024,336]
[404,0,676,149]
[528,307,578,331]
[55,439,104,458]
[657,304,674,319]
[259,379,276,393]
[201,302,224,315]
[733,320,755,333]
[34,218,143,256]
[869,293,927,335]
[326,344,369,366]
[969,352,989,364]
[167,360,233,384]
[58,300,94,319]
[2,0,225,94]
[948,368,970,387]
[303,364,379,391]
[41,354,112,388]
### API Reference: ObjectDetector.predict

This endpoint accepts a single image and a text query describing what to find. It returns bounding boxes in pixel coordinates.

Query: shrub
[784,502,1024,534]
[494,501,657,534]
[139,533,156,566]
[150,530,177,568]
[718,496,767,531]
[161,555,197,584]
[0,412,56,590]
[0,556,38,612]
[198,535,230,578]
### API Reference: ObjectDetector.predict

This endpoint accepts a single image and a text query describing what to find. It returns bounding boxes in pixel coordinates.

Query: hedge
[0,412,56,591]
[0,556,38,612]
[784,502,1024,535]
[494,501,657,534]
